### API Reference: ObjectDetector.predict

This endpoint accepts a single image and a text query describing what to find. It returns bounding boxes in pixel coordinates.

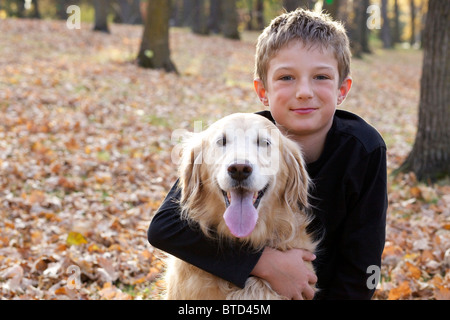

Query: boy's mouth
[292,108,318,114]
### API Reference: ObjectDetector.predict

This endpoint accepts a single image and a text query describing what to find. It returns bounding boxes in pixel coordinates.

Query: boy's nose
[296,79,313,99]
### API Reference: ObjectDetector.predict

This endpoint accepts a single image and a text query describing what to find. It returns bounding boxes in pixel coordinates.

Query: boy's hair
[255,8,351,86]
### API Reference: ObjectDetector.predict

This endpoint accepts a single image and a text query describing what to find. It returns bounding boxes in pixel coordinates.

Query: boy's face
[254,40,352,139]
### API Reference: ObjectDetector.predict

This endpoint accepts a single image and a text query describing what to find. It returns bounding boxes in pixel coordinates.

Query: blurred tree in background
[398,0,449,182]
[0,0,429,50]
[137,0,178,72]
[0,0,446,183]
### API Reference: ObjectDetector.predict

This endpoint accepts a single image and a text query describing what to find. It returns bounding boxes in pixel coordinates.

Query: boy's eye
[315,75,330,80]
[279,75,294,81]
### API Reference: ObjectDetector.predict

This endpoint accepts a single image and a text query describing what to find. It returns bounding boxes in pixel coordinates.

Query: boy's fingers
[303,286,316,300]
[309,273,318,285]
[300,250,316,261]
[296,295,304,301]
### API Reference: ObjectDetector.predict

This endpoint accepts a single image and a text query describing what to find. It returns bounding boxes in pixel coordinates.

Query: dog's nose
[227,162,253,182]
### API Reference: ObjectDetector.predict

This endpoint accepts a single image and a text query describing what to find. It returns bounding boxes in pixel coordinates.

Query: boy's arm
[147,180,263,288]
[325,146,388,299]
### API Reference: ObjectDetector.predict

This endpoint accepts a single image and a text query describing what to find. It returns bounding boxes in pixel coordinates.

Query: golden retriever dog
[165,113,317,299]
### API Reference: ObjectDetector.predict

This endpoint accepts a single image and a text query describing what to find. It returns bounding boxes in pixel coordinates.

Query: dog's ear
[178,133,204,205]
[283,139,310,210]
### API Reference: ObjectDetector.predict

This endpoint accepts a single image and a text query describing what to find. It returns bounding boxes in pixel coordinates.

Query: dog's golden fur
[165,113,317,299]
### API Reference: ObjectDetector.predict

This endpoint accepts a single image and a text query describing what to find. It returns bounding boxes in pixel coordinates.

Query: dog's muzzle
[220,161,269,238]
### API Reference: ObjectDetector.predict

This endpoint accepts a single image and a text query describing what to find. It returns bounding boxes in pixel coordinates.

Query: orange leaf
[64,137,80,151]
[28,190,46,204]
[405,261,421,279]
[108,244,123,251]
[87,243,102,253]
[410,186,422,199]
[435,285,450,300]
[388,281,412,300]
[55,287,67,295]
[420,250,434,263]
[141,250,153,260]
[58,176,76,190]
[31,230,43,244]
[382,243,404,258]
[132,276,147,285]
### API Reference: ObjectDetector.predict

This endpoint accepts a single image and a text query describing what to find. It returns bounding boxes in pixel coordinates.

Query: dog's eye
[257,137,271,147]
[217,135,226,147]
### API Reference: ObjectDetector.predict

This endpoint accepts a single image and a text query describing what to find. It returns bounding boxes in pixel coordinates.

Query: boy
[148,9,387,300]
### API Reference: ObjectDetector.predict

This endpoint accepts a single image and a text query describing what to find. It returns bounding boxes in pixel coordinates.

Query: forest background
[0,0,448,300]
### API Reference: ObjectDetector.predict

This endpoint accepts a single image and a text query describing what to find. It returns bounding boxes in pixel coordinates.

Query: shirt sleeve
[147,180,263,288]
[325,146,388,299]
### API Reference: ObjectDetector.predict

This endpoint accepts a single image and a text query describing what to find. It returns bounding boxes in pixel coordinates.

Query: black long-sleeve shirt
[148,109,387,299]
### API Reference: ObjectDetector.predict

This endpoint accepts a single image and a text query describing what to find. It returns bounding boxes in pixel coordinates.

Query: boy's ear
[254,78,269,106]
[337,76,352,105]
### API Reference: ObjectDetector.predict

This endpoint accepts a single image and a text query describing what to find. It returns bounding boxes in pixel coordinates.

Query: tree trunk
[393,0,401,44]
[246,0,254,30]
[172,0,184,27]
[137,0,178,73]
[255,0,264,30]
[409,0,416,46]
[93,0,110,33]
[56,0,71,19]
[192,0,208,35]
[347,0,363,57]
[15,0,24,17]
[283,0,301,11]
[31,0,41,19]
[381,0,392,48]
[182,0,195,27]
[399,0,450,182]
[322,0,340,18]
[360,0,371,53]
[115,0,142,24]
[222,0,240,40]
[208,0,222,33]
[418,0,426,49]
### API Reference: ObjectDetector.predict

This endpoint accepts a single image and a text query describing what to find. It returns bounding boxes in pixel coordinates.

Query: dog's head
[178,113,309,240]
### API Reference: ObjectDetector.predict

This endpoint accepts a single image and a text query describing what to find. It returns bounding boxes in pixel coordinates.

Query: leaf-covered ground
[0,19,448,300]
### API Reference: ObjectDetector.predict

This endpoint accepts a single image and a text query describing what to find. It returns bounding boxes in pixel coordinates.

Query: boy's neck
[278,119,333,164]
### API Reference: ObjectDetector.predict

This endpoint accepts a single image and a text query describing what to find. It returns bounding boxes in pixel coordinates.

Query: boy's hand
[251,247,317,300]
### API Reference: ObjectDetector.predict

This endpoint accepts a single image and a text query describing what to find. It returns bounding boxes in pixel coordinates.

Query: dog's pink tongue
[223,189,258,238]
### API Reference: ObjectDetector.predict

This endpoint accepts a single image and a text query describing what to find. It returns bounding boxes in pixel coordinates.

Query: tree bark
[283,0,301,12]
[93,0,110,33]
[182,0,195,27]
[208,0,222,33]
[399,0,450,182]
[347,0,364,57]
[322,0,340,18]
[393,0,401,44]
[409,0,416,46]
[137,0,178,73]
[32,0,41,19]
[381,0,392,48]
[222,0,240,40]
[192,0,208,35]
[360,0,371,53]
[255,0,264,30]
[115,0,142,24]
